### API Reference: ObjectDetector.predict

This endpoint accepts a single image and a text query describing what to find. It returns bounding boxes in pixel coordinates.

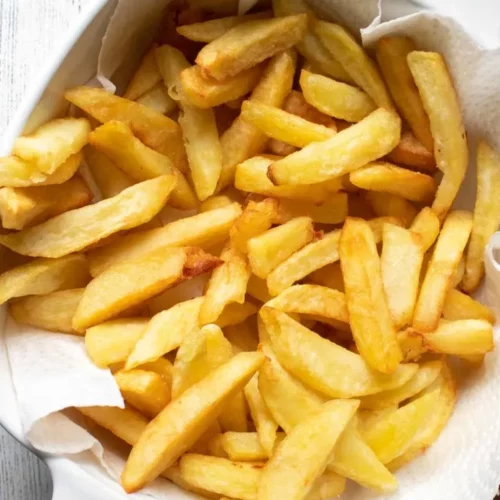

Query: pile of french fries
[1,0,499,498]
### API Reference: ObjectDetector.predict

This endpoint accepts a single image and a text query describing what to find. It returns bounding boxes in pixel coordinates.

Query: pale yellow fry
[200,194,236,213]
[275,194,348,225]
[138,358,173,386]
[313,21,393,110]
[340,218,401,373]
[442,288,495,324]
[247,216,314,279]
[218,50,296,190]
[0,176,175,258]
[268,108,401,186]
[259,399,359,500]
[410,207,440,252]
[300,70,375,122]
[382,223,425,329]
[88,203,241,276]
[13,118,90,174]
[463,141,500,292]
[216,302,258,328]
[413,210,473,332]
[375,37,433,152]
[123,44,162,101]
[350,162,436,204]
[308,471,346,499]
[365,191,417,228]
[407,51,468,220]
[135,83,177,115]
[196,15,307,80]
[221,432,285,462]
[262,308,418,398]
[9,288,84,335]
[121,351,264,493]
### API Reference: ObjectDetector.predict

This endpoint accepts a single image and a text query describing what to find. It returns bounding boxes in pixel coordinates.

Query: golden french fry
[200,194,237,213]
[9,288,84,334]
[196,15,307,80]
[89,120,196,210]
[0,254,89,305]
[300,70,376,122]
[121,351,264,492]
[123,44,162,101]
[215,302,258,328]
[218,50,296,190]
[410,207,440,252]
[135,83,177,115]
[88,203,241,276]
[375,37,433,152]
[313,21,393,110]
[386,130,436,173]
[308,262,344,292]
[407,51,468,220]
[12,118,90,175]
[365,191,417,228]
[442,288,495,323]
[247,217,314,279]
[463,141,500,292]
[275,194,348,225]
[138,358,173,386]
[268,108,401,186]
[259,399,359,500]
[350,162,436,203]
[413,211,473,332]
[220,431,285,462]
[0,176,175,258]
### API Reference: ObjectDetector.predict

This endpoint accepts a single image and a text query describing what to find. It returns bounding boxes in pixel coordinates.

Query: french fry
[0,254,89,305]
[313,21,394,110]
[207,433,227,458]
[89,121,196,210]
[73,247,221,332]
[0,176,91,230]
[162,465,219,500]
[216,302,258,328]
[0,176,175,258]
[410,207,440,252]
[258,399,359,500]
[218,50,296,190]
[9,288,84,335]
[115,369,171,417]
[138,358,173,386]
[12,118,90,174]
[365,191,417,228]
[268,108,401,186]
[200,193,238,213]
[196,15,307,80]
[300,70,376,122]
[246,275,272,303]
[88,203,241,276]
[442,288,495,323]
[275,194,348,225]
[121,351,264,492]
[180,64,264,108]
[407,51,468,219]
[463,141,500,292]
[135,83,177,115]
[413,211,473,332]
[247,217,314,279]
[221,431,285,462]
[375,37,433,152]
[123,44,162,101]
[350,162,436,203]
[261,308,418,398]
[340,218,402,373]
[382,223,425,329]
[308,262,344,292]
[386,130,436,173]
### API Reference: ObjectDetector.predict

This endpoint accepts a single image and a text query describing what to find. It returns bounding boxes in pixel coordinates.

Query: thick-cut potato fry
[88,203,241,276]
[115,369,171,417]
[89,121,196,210]
[74,247,220,332]
[463,141,500,292]
[12,118,90,175]
[262,308,417,398]
[85,318,149,368]
[442,288,495,323]
[382,223,425,329]
[200,194,235,212]
[215,302,258,328]
[397,329,426,362]
[221,432,285,462]
[196,15,307,81]
[246,275,272,304]
[268,108,401,186]
[313,21,393,110]
[407,51,468,219]
[247,217,314,279]
[386,130,435,173]
[65,86,187,172]
[413,211,473,332]
[190,421,223,455]
[135,83,177,115]
[376,37,433,152]
[259,399,359,500]
[180,64,263,108]
[275,194,348,225]
[300,70,376,122]
[350,162,436,204]
[123,44,162,101]
[365,191,417,228]
[200,246,251,324]
[0,254,89,305]
[308,262,344,292]
[410,207,440,252]
[9,288,84,334]
[340,218,402,373]
[121,352,264,492]
[0,176,175,258]
[308,471,346,499]
[218,50,296,190]
[0,176,91,230]
[138,358,173,386]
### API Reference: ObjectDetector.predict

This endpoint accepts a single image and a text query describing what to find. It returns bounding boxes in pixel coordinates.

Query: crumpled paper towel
[2,0,500,499]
